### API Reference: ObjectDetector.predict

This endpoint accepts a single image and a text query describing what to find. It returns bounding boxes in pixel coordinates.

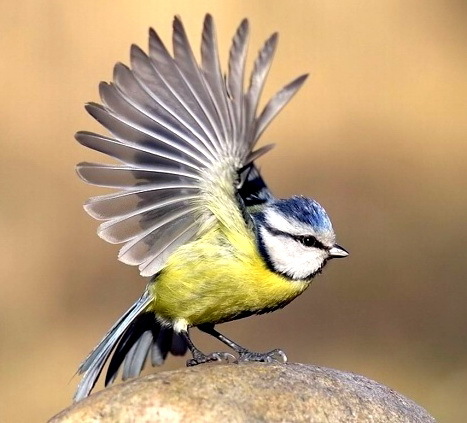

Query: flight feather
[77,14,307,276]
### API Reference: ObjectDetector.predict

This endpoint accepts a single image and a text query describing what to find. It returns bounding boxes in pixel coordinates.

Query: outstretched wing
[77,14,307,277]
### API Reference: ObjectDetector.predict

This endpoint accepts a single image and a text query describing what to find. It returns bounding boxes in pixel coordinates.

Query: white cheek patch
[260,227,328,280]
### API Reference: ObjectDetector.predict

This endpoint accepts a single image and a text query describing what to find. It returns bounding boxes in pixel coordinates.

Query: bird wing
[77,14,307,277]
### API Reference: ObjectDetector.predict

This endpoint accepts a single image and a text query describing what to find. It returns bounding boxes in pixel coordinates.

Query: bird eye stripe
[262,224,327,250]
[295,235,326,249]
[262,224,289,238]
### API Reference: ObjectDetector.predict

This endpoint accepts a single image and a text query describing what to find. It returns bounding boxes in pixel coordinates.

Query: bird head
[254,196,348,280]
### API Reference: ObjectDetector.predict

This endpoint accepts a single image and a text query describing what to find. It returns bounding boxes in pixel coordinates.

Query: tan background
[1,1,466,421]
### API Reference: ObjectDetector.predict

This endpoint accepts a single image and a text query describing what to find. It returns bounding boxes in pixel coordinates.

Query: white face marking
[260,226,329,280]
[264,209,336,247]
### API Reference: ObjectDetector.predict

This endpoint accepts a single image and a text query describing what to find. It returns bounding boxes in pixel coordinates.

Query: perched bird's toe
[186,352,237,367]
[238,348,287,363]
[212,352,238,364]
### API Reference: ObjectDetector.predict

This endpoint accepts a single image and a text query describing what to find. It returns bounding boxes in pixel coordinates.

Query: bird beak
[329,244,349,258]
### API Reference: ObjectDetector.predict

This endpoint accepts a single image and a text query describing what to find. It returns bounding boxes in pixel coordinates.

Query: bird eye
[298,236,318,248]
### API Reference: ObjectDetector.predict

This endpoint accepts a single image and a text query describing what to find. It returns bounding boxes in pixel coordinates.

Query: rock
[49,363,435,422]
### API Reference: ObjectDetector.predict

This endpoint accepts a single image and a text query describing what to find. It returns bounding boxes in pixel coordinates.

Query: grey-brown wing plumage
[77,14,307,277]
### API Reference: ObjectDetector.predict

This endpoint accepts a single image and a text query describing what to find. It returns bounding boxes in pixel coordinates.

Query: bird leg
[198,324,288,364]
[180,329,236,367]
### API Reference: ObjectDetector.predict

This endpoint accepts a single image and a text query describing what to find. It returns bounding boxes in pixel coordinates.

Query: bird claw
[238,348,288,363]
[186,351,237,367]
[212,352,238,364]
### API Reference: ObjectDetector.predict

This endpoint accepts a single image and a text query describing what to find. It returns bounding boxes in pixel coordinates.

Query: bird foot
[186,351,237,367]
[238,348,288,363]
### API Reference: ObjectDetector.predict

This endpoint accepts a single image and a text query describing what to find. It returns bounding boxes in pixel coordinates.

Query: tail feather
[106,313,188,384]
[74,292,187,402]
[121,329,153,381]
[104,312,156,386]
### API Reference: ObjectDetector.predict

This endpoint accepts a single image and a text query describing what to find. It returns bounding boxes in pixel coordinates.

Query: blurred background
[1,0,465,421]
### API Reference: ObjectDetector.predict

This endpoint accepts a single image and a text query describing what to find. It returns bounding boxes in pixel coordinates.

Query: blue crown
[272,196,333,232]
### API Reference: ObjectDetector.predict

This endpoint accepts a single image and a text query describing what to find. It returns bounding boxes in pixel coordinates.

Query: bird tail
[74,291,187,402]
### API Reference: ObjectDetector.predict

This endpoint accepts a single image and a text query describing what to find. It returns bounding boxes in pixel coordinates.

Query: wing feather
[172,16,229,148]
[254,74,308,144]
[97,195,199,243]
[76,131,200,171]
[77,15,307,277]
[77,163,200,190]
[117,206,199,265]
[84,187,199,219]
[99,82,213,166]
[84,103,206,168]
[146,30,221,154]
[113,63,216,161]
[137,221,200,277]
[200,15,234,148]
[227,18,249,146]
[245,33,278,147]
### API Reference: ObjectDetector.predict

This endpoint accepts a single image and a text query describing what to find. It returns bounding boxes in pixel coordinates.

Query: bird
[74,14,348,402]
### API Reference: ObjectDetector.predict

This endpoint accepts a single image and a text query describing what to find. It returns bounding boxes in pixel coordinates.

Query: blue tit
[73,14,348,401]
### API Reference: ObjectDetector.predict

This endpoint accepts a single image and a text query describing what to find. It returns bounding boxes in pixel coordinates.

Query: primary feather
[77,14,308,277]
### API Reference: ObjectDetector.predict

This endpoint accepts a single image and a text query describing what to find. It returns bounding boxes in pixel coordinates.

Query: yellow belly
[149,226,310,326]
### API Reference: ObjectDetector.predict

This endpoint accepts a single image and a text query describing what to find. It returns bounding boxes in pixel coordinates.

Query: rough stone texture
[49,363,436,423]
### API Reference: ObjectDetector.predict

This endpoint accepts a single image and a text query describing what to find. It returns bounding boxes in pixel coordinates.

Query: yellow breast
[149,224,311,326]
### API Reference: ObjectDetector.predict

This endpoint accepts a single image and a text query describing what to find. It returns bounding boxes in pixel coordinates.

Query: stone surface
[49,363,436,423]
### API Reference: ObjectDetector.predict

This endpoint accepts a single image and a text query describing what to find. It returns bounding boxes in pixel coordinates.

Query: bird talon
[214,352,238,364]
[186,351,237,367]
[238,348,288,363]
[270,349,288,363]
